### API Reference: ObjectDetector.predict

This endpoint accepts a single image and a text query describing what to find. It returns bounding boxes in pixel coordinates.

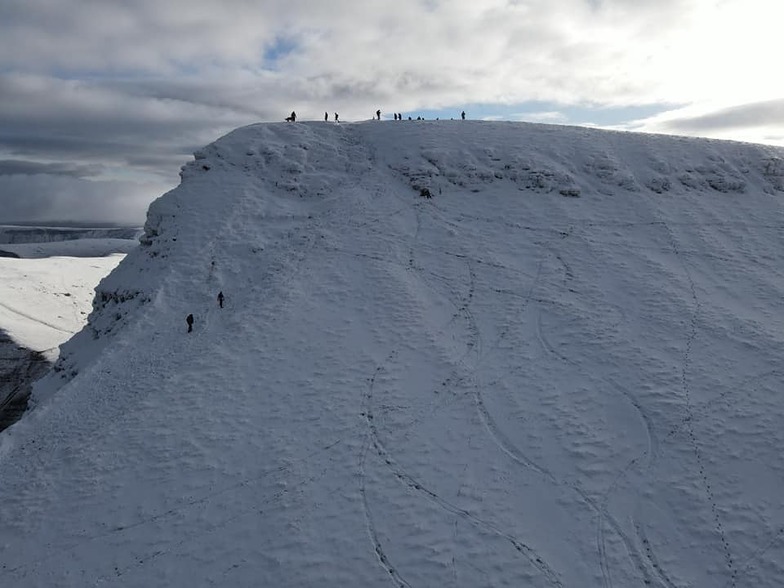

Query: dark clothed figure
[186,314,194,333]
[461,111,466,120]
[376,109,381,120]
[217,291,224,308]
[335,112,339,122]
[286,111,296,122]
[325,112,328,121]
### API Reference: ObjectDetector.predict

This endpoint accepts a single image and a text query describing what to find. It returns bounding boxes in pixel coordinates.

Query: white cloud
[4,0,781,106]
[515,111,569,123]
[622,99,784,147]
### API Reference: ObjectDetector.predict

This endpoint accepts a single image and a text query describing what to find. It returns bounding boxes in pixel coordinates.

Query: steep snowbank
[2,121,784,587]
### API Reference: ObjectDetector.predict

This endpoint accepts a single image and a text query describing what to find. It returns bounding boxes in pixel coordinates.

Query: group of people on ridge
[285,110,466,122]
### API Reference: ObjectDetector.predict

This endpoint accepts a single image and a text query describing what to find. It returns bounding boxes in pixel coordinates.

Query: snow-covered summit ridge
[49,120,783,393]
[3,120,784,587]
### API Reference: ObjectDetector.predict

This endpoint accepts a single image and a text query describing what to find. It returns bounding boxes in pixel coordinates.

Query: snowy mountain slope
[2,121,784,587]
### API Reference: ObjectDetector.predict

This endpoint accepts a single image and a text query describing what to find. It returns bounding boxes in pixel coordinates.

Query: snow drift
[2,121,784,587]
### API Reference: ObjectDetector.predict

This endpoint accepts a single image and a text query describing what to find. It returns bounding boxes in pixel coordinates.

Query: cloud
[623,99,784,147]
[0,73,252,180]
[516,111,569,123]
[5,0,780,106]
[0,174,166,225]
[657,99,784,133]
[0,160,103,177]
[1,0,783,223]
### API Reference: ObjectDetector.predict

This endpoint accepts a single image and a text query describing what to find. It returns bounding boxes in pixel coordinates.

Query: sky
[1,0,783,225]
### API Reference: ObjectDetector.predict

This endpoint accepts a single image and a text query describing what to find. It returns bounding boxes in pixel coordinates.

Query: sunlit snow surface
[0,254,125,355]
[2,121,784,587]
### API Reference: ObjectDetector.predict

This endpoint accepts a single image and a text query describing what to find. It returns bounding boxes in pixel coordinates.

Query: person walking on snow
[461,110,466,120]
[376,109,381,120]
[334,112,339,122]
[217,291,224,308]
[186,313,194,333]
[324,111,328,121]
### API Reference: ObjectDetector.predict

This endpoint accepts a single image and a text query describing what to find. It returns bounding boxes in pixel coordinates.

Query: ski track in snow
[363,359,564,587]
[534,308,662,588]
[355,158,564,585]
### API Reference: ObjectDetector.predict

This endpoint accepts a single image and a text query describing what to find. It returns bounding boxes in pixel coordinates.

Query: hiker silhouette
[217,291,224,308]
[186,314,194,333]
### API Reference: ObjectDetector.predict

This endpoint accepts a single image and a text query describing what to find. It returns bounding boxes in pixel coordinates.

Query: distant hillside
[0,225,142,245]
[2,121,784,588]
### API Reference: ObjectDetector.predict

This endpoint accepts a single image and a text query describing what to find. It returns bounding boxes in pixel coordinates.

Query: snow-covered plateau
[2,120,784,587]
[0,231,134,430]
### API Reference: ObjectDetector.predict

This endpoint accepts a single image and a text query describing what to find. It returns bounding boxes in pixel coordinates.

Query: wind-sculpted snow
[2,121,784,587]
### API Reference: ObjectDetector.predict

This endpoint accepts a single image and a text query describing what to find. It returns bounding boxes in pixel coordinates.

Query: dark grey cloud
[660,99,784,133]
[0,73,255,182]
[0,174,165,225]
[0,160,103,177]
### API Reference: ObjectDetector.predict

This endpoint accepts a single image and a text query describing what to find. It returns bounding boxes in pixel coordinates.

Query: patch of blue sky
[263,36,299,70]
[400,101,679,128]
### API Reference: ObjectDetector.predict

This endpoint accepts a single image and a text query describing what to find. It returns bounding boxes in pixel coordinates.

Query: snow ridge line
[662,220,737,588]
